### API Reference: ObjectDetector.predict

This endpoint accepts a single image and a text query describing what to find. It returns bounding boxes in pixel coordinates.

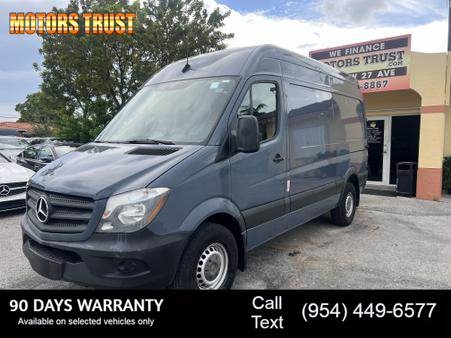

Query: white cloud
[1,0,448,123]
[204,0,447,55]
[318,0,445,25]
[320,0,388,24]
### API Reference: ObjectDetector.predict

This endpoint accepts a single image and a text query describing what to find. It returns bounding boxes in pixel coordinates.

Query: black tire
[331,182,357,227]
[169,223,238,290]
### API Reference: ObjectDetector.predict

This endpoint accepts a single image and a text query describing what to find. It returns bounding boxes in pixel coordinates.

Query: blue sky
[213,0,318,19]
[0,0,448,121]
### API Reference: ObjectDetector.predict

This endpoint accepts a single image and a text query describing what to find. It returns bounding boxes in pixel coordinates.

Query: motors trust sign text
[309,35,411,93]
[10,12,136,34]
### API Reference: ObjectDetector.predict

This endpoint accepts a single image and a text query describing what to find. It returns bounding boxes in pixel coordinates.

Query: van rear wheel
[169,223,238,290]
[331,182,357,227]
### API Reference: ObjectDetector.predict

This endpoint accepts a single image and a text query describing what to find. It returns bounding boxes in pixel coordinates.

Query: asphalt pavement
[1,194,450,289]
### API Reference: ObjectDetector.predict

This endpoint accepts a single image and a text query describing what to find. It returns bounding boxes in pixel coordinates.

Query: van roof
[146,44,361,99]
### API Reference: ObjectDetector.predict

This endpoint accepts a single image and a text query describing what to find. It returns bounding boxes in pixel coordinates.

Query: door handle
[273,154,284,163]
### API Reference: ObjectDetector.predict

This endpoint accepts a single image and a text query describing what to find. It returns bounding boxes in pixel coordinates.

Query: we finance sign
[309,35,411,93]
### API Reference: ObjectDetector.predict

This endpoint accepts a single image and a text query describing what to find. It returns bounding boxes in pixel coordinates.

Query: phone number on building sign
[359,79,389,90]
[301,303,436,322]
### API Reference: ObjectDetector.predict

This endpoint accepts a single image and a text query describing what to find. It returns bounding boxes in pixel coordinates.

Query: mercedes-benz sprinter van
[22,45,368,289]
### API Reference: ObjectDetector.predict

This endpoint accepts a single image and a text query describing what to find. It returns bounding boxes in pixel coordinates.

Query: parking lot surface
[1,194,450,289]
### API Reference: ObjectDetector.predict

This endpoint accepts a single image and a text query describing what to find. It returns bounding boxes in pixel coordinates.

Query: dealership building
[310,35,451,201]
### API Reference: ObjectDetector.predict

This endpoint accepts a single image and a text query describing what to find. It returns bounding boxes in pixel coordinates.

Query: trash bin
[396,162,417,197]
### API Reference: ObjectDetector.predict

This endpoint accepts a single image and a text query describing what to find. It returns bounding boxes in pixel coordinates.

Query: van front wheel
[331,182,357,227]
[169,223,238,290]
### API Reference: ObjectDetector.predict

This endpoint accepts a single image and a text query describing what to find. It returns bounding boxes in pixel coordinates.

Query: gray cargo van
[22,45,368,289]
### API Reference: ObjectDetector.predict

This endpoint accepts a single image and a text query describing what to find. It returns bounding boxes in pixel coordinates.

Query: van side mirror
[236,115,260,153]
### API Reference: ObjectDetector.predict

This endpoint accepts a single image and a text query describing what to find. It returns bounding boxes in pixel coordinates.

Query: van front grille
[26,188,94,234]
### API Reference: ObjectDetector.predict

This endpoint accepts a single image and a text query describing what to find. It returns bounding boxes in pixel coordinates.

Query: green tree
[16,92,59,137]
[32,0,232,142]
[140,0,233,67]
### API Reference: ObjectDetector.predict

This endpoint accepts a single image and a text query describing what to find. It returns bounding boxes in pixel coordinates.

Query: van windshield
[96,77,238,144]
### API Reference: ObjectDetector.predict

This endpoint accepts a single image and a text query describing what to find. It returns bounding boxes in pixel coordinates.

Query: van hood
[29,143,202,200]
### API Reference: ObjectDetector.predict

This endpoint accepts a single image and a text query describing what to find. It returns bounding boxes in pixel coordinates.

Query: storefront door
[367,117,391,185]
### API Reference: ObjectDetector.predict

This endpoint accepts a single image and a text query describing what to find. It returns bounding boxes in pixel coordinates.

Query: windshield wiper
[119,139,175,145]
[93,140,119,144]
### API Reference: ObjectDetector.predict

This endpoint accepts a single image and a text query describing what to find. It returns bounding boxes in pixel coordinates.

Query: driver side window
[237,82,278,142]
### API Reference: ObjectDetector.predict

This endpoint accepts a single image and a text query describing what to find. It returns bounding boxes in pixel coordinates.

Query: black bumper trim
[22,217,189,289]
[23,240,65,280]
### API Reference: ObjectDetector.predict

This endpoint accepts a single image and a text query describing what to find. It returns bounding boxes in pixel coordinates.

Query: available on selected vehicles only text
[21,45,368,289]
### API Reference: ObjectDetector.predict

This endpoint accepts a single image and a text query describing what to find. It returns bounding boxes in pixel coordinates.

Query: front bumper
[0,192,26,212]
[21,215,188,289]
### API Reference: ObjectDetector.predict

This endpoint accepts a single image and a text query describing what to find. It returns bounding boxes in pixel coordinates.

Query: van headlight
[97,188,170,233]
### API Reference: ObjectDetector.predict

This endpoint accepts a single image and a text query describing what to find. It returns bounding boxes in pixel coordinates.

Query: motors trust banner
[309,35,411,93]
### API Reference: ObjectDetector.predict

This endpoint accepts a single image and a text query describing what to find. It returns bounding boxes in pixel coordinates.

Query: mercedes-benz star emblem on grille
[0,185,10,196]
[35,196,49,223]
